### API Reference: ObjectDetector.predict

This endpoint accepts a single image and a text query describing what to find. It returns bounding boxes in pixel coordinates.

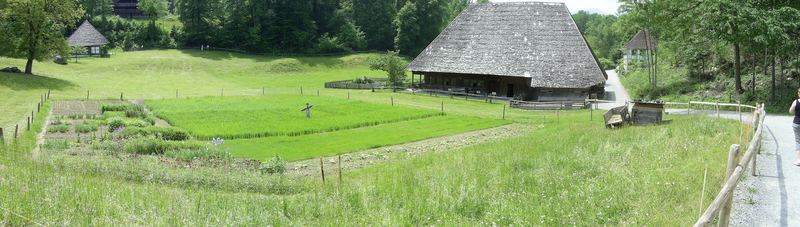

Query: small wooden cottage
[67,21,109,56]
[622,31,656,70]
[406,2,607,101]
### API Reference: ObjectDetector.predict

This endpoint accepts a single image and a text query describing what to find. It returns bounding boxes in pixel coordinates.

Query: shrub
[75,122,100,133]
[316,34,348,53]
[124,126,191,141]
[48,124,70,133]
[259,155,287,175]
[126,119,151,128]
[164,149,232,161]
[101,104,130,112]
[123,137,204,155]
[107,117,127,132]
[598,57,615,70]
[353,76,374,84]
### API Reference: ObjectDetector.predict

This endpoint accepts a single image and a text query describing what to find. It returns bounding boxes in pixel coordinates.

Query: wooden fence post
[441,101,444,114]
[718,144,740,227]
[716,102,720,119]
[0,127,4,143]
[37,102,41,113]
[120,92,124,101]
[391,96,394,106]
[320,157,326,183]
[347,91,350,100]
[14,124,18,139]
[27,117,31,131]
[262,87,265,96]
[30,111,34,125]
[338,155,342,184]
[47,89,50,99]
[502,105,506,120]
[301,86,304,95]
[317,90,320,96]
[86,90,89,100]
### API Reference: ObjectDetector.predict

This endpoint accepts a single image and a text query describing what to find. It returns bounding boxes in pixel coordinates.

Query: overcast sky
[489,0,621,15]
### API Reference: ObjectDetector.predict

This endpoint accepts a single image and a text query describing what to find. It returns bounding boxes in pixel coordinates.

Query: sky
[490,0,621,15]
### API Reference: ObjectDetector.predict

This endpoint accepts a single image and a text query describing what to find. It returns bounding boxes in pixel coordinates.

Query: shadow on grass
[0,72,76,91]
[178,49,349,68]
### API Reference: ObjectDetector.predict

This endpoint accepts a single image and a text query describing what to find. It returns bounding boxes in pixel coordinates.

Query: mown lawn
[146,95,441,139]
[226,115,507,161]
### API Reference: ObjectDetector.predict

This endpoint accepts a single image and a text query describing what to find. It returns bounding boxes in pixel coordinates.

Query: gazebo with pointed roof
[67,21,109,56]
[622,31,656,69]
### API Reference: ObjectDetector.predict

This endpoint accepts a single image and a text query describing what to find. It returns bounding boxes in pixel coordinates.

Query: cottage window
[91,46,100,54]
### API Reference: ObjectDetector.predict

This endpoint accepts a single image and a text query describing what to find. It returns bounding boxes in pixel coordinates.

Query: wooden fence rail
[1,90,50,144]
[694,103,766,227]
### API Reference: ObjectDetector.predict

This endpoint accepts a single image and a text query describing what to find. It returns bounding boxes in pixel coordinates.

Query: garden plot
[146,95,442,139]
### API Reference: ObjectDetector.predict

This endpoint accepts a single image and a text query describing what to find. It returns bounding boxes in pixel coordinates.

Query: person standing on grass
[790,88,800,166]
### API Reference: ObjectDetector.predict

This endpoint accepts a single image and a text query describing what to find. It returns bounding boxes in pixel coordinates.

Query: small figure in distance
[789,88,800,166]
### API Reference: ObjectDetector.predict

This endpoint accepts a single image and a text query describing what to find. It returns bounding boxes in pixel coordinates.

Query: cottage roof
[406,2,607,89]
[623,31,656,50]
[67,21,109,47]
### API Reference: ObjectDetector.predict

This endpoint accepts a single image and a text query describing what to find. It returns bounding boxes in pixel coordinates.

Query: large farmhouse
[406,2,607,101]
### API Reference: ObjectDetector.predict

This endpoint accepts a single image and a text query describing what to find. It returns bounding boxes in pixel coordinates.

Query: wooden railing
[693,103,766,227]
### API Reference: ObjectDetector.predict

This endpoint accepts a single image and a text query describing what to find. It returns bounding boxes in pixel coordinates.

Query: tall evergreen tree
[176,0,217,46]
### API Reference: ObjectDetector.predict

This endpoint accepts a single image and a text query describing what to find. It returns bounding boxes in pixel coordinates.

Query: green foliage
[597,58,615,70]
[75,121,100,133]
[107,117,127,132]
[79,0,113,17]
[123,136,204,154]
[336,21,367,51]
[369,51,408,86]
[351,0,396,50]
[48,124,71,133]
[0,0,82,74]
[315,34,348,53]
[394,0,447,56]
[353,76,374,84]
[43,139,71,150]
[137,0,168,18]
[259,155,287,175]
[124,126,191,140]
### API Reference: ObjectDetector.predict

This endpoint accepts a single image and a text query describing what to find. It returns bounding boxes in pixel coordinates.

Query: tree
[138,0,168,18]
[79,0,113,17]
[394,0,446,56]
[176,0,217,46]
[352,0,395,50]
[369,51,408,87]
[336,20,366,50]
[0,0,82,74]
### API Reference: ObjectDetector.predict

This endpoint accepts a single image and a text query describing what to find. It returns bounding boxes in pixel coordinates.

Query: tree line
[0,0,485,74]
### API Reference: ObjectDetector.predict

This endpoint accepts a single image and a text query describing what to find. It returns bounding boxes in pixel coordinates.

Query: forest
[76,0,488,55]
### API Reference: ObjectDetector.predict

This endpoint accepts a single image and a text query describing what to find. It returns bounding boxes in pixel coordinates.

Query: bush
[75,122,99,133]
[164,149,232,161]
[353,76,374,84]
[123,137,204,155]
[126,119,151,128]
[102,104,130,112]
[316,34,348,53]
[598,58,615,70]
[107,117,127,132]
[259,155,287,175]
[124,126,191,141]
[103,111,126,119]
[48,124,70,133]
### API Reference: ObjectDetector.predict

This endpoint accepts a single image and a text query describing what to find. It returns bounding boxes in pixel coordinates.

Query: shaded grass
[226,115,508,161]
[146,95,442,139]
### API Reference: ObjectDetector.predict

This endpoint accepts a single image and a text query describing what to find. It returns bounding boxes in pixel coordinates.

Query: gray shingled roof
[406,2,607,89]
[623,31,656,50]
[67,21,109,47]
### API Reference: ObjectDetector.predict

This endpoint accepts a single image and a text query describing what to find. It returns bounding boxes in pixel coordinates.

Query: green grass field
[146,95,441,139]
[227,115,507,161]
[0,50,748,225]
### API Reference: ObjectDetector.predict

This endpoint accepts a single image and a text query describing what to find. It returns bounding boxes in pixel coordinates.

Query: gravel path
[730,114,799,226]
[285,123,534,177]
[597,70,630,110]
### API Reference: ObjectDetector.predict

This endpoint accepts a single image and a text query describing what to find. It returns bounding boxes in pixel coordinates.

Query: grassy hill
[0,50,744,225]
